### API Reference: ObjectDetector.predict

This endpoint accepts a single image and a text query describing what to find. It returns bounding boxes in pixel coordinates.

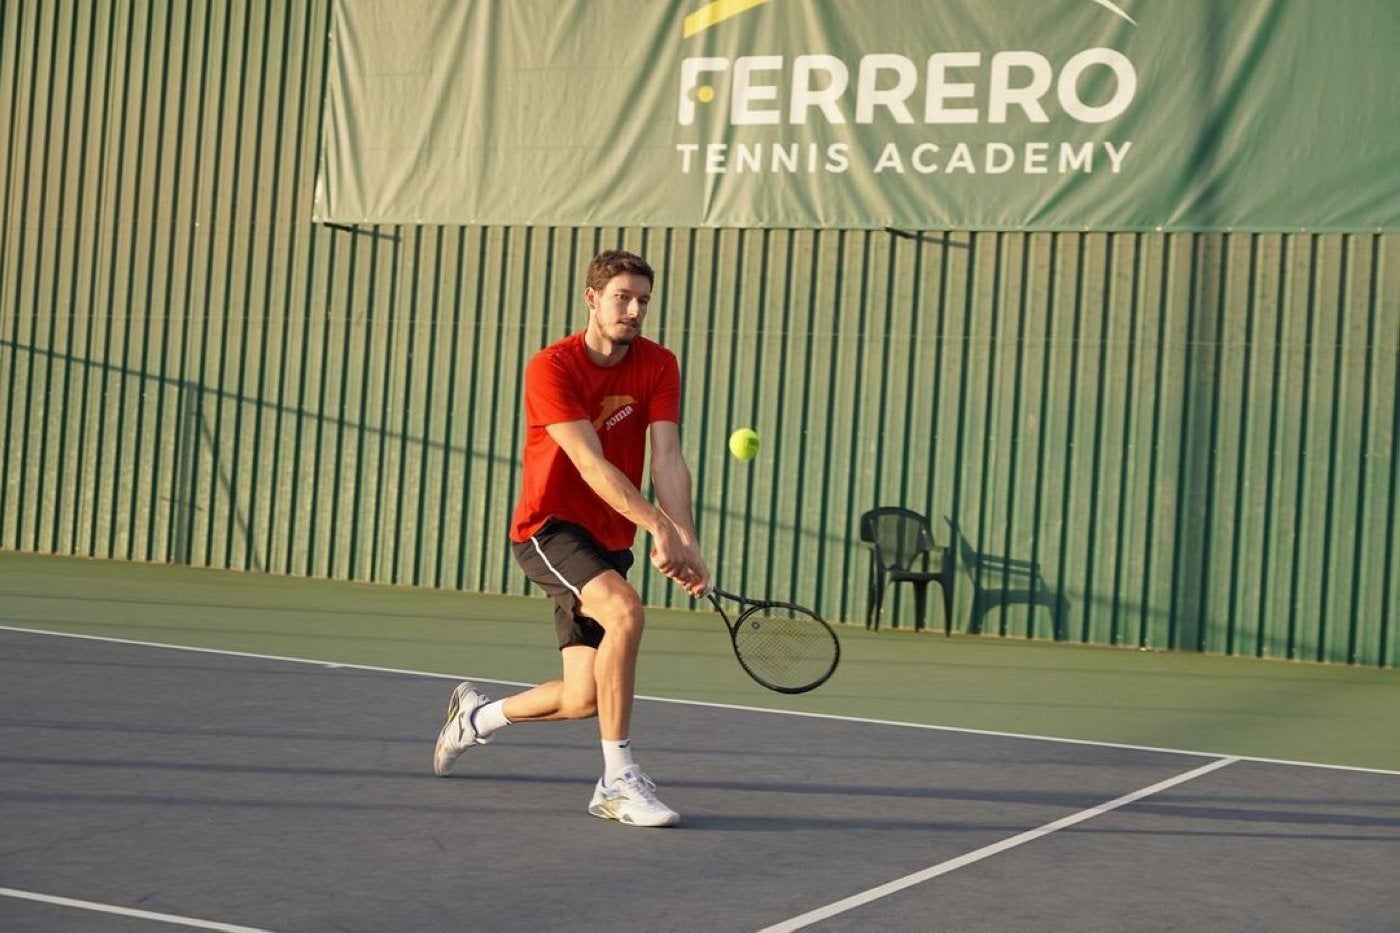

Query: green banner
[314,0,1400,231]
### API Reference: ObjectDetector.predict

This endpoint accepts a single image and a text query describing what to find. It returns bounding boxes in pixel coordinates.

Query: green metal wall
[3,1,1396,665]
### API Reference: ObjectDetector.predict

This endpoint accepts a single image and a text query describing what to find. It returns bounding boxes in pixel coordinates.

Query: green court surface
[3,549,1396,773]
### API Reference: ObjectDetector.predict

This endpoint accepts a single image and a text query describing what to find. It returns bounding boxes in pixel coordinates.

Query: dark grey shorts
[511,518,635,649]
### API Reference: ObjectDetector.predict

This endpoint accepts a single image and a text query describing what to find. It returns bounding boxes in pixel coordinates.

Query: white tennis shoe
[432,681,491,776]
[587,768,680,827]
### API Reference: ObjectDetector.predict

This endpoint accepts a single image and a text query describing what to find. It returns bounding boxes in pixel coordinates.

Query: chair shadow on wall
[944,516,1071,640]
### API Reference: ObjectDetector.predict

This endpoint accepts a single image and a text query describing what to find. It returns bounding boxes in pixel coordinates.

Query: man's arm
[647,421,697,538]
[545,420,665,531]
[544,420,703,591]
[648,421,709,595]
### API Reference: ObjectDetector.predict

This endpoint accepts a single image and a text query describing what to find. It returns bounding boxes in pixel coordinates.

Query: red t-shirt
[510,333,681,550]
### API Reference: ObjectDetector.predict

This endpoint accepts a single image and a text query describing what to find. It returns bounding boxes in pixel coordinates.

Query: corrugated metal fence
[2,1,1396,665]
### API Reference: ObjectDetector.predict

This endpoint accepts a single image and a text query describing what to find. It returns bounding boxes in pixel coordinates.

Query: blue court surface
[2,625,1397,932]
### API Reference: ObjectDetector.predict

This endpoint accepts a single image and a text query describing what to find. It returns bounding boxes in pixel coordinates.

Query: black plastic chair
[859,507,955,635]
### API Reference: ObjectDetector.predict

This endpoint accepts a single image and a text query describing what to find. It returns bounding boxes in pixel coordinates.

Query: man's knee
[557,645,600,718]
[581,579,645,642]
[558,688,598,720]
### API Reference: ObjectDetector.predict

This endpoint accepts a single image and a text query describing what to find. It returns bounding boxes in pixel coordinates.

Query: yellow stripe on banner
[683,0,773,38]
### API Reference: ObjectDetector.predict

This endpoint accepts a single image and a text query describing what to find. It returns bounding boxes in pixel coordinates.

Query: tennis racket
[704,585,840,694]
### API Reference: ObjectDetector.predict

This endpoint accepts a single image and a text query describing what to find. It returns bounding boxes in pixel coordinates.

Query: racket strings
[732,604,836,691]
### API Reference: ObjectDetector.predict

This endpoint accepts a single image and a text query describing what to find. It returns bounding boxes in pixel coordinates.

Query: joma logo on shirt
[593,395,638,432]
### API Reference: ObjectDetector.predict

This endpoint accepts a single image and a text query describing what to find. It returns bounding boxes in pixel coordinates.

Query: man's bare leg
[575,570,644,742]
[499,646,598,722]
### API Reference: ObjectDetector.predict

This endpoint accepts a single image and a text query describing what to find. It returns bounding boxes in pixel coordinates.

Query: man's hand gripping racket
[703,584,840,694]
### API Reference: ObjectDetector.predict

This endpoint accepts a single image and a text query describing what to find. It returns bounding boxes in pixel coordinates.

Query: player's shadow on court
[945,517,1071,640]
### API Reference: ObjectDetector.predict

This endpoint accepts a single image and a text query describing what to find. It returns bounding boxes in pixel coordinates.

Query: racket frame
[706,586,840,694]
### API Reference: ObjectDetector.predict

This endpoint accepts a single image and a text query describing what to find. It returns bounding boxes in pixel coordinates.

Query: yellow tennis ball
[728,427,759,461]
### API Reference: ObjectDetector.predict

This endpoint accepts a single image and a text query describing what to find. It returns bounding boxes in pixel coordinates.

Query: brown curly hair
[586,250,654,292]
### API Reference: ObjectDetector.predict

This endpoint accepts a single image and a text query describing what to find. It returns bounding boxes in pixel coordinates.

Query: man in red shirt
[433,250,709,827]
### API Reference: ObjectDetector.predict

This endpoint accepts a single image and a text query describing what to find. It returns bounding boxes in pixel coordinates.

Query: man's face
[587,272,652,345]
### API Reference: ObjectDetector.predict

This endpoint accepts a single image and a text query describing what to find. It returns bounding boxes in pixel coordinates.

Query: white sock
[471,700,511,737]
[602,738,636,785]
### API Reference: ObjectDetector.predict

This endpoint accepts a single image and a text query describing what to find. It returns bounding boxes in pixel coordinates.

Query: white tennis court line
[756,755,1241,933]
[0,887,275,932]
[2,624,1398,777]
